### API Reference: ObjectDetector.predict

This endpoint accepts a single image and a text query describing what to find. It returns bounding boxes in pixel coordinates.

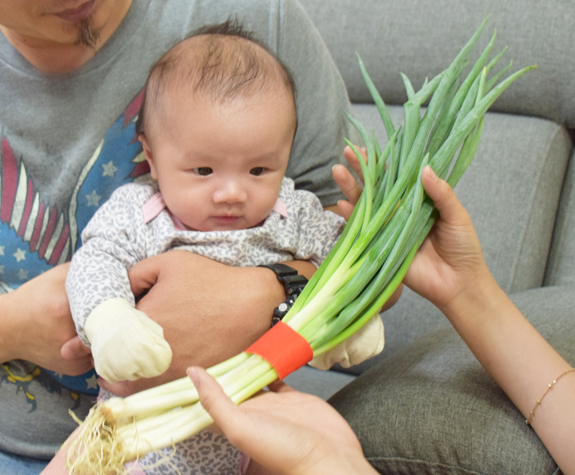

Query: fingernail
[187,367,200,387]
[426,165,439,182]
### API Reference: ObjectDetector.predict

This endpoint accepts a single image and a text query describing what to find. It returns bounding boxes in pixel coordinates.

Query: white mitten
[309,313,384,370]
[85,298,173,383]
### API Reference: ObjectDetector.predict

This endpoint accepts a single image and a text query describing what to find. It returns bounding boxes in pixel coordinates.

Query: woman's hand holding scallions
[188,366,378,475]
[335,163,575,474]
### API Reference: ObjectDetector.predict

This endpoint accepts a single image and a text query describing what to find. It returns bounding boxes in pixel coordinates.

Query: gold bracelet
[526,368,575,425]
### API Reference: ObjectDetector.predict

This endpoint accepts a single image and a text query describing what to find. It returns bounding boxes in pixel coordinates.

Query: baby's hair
[136,19,297,140]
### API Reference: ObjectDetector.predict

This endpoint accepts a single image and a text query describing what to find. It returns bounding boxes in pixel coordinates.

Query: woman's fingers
[188,367,240,424]
[333,164,362,207]
[336,144,367,202]
[332,145,370,220]
[343,145,366,180]
[421,166,468,224]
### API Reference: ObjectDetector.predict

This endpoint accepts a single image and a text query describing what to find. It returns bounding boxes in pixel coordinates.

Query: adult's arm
[333,154,574,472]
[98,252,310,395]
[403,167,575,474]
[0,263,92,375]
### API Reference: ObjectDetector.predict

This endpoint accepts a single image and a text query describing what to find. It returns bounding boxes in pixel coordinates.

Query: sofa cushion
[284,365,356,400]
[545,147,575,286]
[343,104,573,371]
[300,0,575,127]
[329,285,575,474]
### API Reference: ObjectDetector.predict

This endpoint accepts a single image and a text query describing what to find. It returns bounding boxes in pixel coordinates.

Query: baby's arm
[66,185,171,383]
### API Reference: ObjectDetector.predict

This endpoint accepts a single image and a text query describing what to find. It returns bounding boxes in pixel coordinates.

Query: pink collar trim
[271,199,288,218]
[141,192,167,224]
[141,192,289,229]
[141,193,187,230]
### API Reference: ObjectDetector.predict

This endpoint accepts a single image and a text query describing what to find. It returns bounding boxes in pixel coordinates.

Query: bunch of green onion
[66,19,533,474]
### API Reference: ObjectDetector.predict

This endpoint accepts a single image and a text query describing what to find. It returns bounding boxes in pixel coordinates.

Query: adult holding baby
[0,0,356,472]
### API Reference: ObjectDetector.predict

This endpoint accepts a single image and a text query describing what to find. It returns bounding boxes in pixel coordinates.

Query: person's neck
[0,0,133,75]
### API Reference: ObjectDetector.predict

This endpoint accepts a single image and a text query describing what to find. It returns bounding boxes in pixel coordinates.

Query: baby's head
[137,20,297,232]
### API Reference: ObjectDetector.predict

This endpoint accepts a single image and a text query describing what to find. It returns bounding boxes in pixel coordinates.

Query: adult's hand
[99,251,285,396]
[189,366,377,475]
[403,166,489,312]
[332,145,365,221]
[404,167,575,475]
[0,263,92,375]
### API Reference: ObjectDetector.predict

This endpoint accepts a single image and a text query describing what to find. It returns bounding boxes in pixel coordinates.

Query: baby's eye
[250,167,265,176]
[194,167,213,176]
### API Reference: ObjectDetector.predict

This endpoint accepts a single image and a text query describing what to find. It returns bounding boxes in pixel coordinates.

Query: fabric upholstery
[545,147,575,286]
[284,365,356,400]
[300,0,575,127]
[330,285,575,475]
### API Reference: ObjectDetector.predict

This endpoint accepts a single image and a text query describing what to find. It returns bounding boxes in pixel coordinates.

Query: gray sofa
[284,1,575,473]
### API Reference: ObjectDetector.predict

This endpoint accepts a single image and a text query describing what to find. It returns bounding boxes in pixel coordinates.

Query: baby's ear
[139,134,157,180]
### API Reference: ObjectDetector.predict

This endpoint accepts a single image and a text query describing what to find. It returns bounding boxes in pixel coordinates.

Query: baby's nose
[212,181,248,204]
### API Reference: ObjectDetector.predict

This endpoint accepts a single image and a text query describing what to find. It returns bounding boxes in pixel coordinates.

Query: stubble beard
[74,18,101,48]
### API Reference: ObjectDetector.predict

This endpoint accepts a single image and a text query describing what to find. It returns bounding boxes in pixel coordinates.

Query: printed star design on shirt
[13,248,26,262]
[86,190,102,207]
[102,160,119,178]
[17,268,29,280]
[85,374,98,390]
[0,91,148,403]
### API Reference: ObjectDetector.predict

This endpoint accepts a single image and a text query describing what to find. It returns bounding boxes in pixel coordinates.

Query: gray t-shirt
[0,0,356,458]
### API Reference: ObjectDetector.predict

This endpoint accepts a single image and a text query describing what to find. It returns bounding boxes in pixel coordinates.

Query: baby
[64,20,383,475]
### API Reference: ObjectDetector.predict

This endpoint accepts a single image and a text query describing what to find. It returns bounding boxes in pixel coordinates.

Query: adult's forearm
[0,293,17,362]
[442,275,575,473]
[105,253,317,395]
[0,265,92,375]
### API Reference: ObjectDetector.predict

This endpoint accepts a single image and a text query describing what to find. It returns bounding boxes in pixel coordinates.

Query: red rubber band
[246,321,313,380]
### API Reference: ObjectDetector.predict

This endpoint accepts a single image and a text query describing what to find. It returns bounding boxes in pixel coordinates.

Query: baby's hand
[85,298,172,383]
[404,166,490,312]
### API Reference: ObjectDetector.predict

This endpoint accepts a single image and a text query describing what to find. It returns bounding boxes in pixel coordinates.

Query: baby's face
[144,88,295,232]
